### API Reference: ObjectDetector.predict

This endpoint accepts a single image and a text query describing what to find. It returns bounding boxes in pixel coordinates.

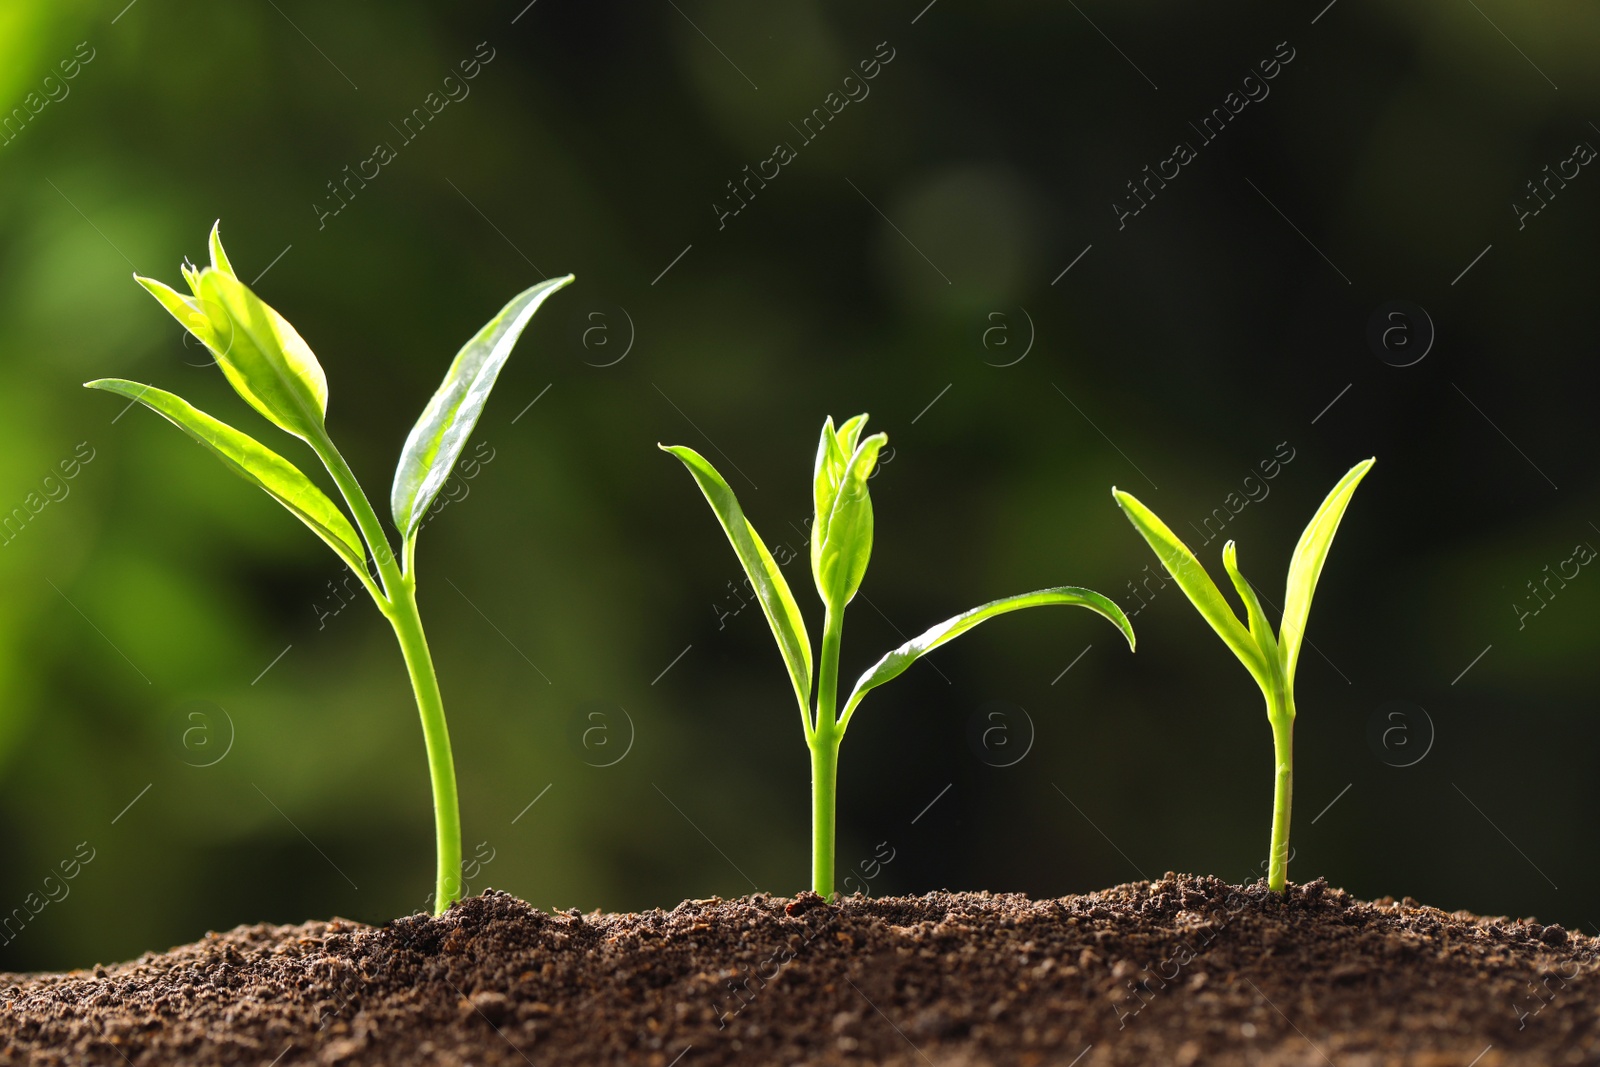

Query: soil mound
[3,875,1594,1065]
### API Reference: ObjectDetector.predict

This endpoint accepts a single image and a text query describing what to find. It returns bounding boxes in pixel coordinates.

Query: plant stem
[1266,693,1295,893]
[810,606,844,898]
[809,735,839,899]
[386,577,463,914]
[308,436,462,913]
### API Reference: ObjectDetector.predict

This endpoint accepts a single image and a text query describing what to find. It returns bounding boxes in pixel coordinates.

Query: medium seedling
[664,415,1136,897]
[1113,459,1374,892]
[87,223,571,913]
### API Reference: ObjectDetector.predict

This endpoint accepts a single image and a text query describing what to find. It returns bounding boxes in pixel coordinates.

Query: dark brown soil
[3,875,1597,1066]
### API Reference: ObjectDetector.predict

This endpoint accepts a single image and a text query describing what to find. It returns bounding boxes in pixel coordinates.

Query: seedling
[663,415,1136,898]
[86,223,571,913]
[1113,459,1374,893]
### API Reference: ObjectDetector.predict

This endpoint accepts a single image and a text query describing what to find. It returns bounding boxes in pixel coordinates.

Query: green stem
[308,435,462,913]
[1266,694,1294,893]
[387,577,463,914]
[310,438,401,599]
[809,735,839,899]
[810,606,844,898]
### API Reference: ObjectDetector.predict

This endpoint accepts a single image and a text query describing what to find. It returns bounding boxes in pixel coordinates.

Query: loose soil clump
[3,875,1596,1065]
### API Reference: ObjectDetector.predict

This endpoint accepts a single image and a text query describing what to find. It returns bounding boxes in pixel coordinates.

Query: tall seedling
[664,415,1136,897]
[1113,459,1374,892]
[87,223,571,912]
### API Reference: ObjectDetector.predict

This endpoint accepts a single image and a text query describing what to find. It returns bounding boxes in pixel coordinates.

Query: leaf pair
[90,222,572,593]
[663,415,1136,740]
[810,415,887,612]
[1112,457,1375,707]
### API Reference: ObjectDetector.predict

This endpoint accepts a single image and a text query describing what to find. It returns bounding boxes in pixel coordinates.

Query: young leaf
[85,379,370,584]
[661,444,814,716]
[208,220,236,278]
[194,269,330,442]
[810,417,848,583]
[1221,541,1276,651]
[391,275,574,540]
[838,586,1135,730]
[835,414,868,455]
[135,275,218,349]
[1113,488,1264,676]
[814,432,887,610]
[1279,458,1375,687]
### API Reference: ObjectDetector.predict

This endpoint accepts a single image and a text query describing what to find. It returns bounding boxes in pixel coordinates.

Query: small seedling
[87,223,571,913]
[663,415,1135,898]
[1113,459,1374,893]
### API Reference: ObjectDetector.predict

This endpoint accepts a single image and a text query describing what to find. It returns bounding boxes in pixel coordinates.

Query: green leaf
[1221,540,1277,661]
[839,586,1135,730]
[208,220,236,278]
[810,413,874,598]
[810,417,847,583]
[661,444,814,717]
[814,431,886,609]
[1280,458,1374,687]
[391,275,574,540]
[1113,488,1264,676]
[835,413,868,455]
[84,379,370,583]
[135,274,217,347]
[193,269,330,442]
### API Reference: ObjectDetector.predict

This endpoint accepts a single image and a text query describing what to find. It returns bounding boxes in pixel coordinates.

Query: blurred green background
[3,0,1598,971]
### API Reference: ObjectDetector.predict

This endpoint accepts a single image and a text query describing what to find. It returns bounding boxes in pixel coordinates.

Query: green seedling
[1112,459,1374,893]
[663,415,1136,898]
[87,223,571,913]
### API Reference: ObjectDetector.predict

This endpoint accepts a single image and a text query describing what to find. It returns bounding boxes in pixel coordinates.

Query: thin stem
[809,605,844,897]
[310,436,401,599]
[386,577,463,914]
[1266,693,1294,893]
[307,433,462,912]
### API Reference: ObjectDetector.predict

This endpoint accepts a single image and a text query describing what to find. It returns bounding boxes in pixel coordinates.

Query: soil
[3,875,1597,1066]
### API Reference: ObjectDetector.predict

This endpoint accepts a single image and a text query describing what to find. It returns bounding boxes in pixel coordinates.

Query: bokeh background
[2,0,1597,972]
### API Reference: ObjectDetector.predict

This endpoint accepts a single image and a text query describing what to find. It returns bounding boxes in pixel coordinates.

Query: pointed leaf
[208,221,236,277]
[1280,458,1374,687]
[1113,488,1264,676]
[1222,540,1278,662]
[810,416,847,585]
[814,431,886,609]
[661,444,813,716]
[85,379,369,583]
[839,586,1135,730]
[136,274,217,348]
[835,413,868,455]
[194,269,330,441]
[392,275,574,539]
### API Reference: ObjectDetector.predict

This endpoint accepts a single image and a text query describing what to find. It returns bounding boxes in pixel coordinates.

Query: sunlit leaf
[1222,540,1278,665]
[1280,458,1374,687]
[195,269,330,441]
[813,431,886,610]
[85,378,369,581]
[392,275,574,540]
[839,586,1135,729]
[810,417,847,582]
[135,274,217,348]
[208,220,236,277]
[1113,488,1263,675]
[661,444,813,718]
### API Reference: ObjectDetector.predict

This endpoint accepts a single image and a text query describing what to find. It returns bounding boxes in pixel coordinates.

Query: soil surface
[3,875,1597,1066]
